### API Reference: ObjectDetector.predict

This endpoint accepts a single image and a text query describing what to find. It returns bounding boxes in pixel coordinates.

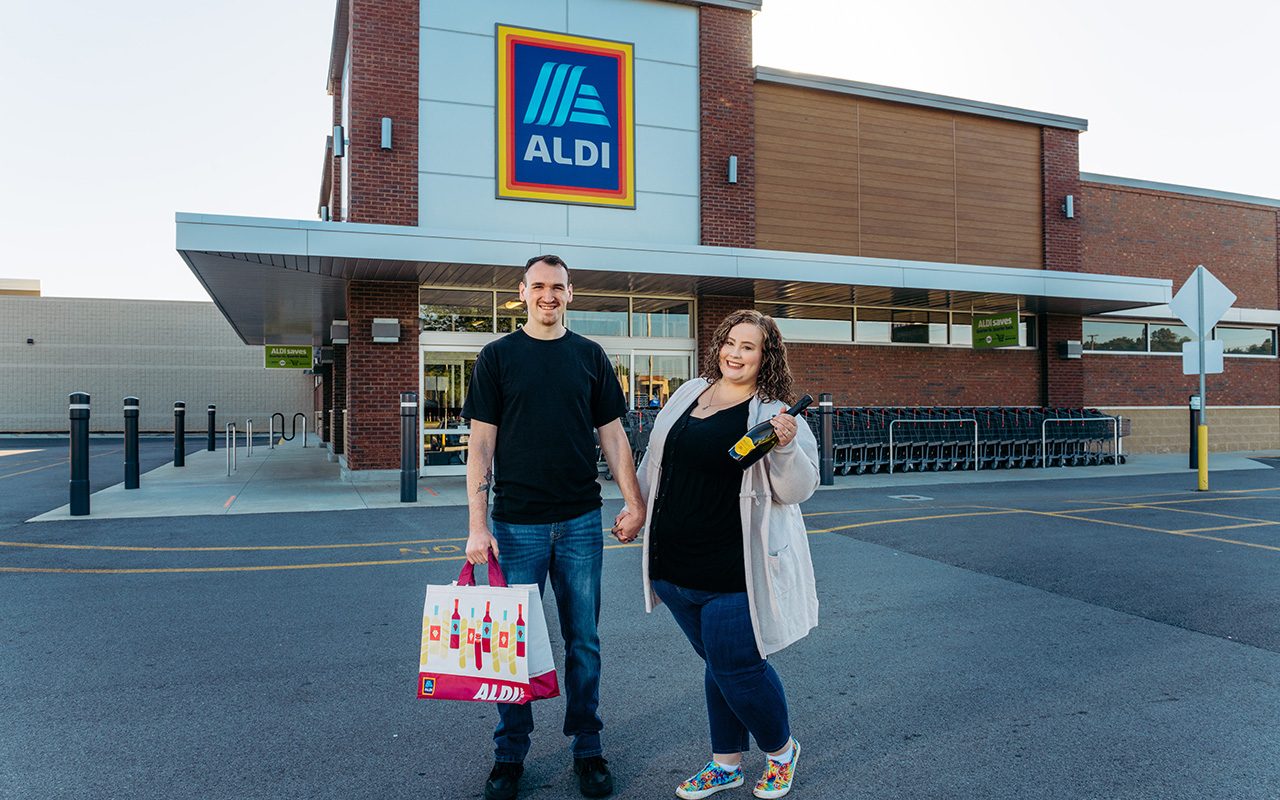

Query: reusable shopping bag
[417,558,559,704]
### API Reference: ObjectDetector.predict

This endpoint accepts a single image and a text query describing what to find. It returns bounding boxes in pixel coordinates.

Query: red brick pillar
[330,343,347,455]
[1041,314,1084,407]
[345,282,418,470]
[1041,128,1084,407]
[699,6,755,247]
[346,0,419,226]
[697,295,753,375]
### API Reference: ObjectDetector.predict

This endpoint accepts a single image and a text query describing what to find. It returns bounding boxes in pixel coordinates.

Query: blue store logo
[522,62,612,128]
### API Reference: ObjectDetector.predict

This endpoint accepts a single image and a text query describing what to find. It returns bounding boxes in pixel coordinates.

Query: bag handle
[457,556,508,588]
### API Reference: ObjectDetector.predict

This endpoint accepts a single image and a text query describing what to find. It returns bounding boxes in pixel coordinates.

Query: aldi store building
[176,0,1280,478]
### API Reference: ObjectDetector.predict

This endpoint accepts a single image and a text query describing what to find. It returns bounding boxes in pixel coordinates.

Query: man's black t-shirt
[462,328,627,524]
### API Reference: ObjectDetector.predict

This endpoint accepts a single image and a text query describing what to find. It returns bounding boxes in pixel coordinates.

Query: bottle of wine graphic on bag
[516,603,526,658]
[429,604,442,655]
[448,599,461,650]
[728,395,813,468]
[481,601,493,654]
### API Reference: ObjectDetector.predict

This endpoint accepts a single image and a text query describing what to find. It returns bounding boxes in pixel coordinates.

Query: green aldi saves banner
[264,345,313,369]
[972,314,1019,349]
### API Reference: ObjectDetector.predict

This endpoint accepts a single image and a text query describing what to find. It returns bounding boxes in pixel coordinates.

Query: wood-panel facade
[755,83,1043,269]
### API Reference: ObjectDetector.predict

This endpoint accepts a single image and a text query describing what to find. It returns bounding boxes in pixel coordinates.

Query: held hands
[768,412,799,448]
[611,506,645,543]
[465,527,499,565]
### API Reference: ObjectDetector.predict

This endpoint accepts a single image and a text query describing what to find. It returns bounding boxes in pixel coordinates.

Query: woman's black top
[649,399,749,593]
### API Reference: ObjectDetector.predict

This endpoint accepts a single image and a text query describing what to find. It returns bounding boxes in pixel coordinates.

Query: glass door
[632,353,692,410]
[421,351,477,475]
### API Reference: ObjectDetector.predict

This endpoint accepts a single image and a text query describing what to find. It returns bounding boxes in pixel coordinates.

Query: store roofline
[176,213,1170,345]
[755,67,1088,131]
[1081,173,1280,210]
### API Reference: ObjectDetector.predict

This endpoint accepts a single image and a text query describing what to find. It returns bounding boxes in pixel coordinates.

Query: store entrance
[418,342,693,476]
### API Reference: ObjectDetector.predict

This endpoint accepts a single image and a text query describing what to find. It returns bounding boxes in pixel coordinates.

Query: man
[463,255,645,800]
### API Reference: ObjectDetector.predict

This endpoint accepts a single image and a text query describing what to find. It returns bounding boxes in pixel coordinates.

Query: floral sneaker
[676,760,745,799]
[753,738,800,799]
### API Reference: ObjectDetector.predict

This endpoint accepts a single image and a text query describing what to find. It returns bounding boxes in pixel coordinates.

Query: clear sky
[2,0,1276,302]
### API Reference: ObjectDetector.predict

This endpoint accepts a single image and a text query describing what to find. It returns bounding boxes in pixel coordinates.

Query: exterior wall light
[333,125,346,158]
[728,155,738,184]
[330,320,349,344]
[371,318,401,343]
[381,117,393,150]
[1063,194,1075,218]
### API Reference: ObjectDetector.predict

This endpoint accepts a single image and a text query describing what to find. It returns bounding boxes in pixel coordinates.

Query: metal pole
[1196,266,1208,490]
[246,420,253,458]
[207,404,216,452]
[1188,394,1199,469]
[69,392,91,516]
[401,392,419,502]
[226,423,235,476]
[123,396,140,490]
[303,414,308,447]
[173,402,186,467]
[269,414,275,449]
[818,393,834,486]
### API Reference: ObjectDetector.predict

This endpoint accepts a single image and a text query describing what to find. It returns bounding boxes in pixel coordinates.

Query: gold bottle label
[733,436,754,456]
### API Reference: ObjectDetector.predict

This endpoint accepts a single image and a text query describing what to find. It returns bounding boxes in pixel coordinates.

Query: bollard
[1188,394,1200,470]
[69,392,91,516]
[400,392,418,503]
[123,397,140,490]
[173,402,186,467]
[207,405,217,451]
[819,393,834,486]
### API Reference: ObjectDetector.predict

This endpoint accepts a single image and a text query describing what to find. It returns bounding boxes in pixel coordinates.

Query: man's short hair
[523,254,571,284]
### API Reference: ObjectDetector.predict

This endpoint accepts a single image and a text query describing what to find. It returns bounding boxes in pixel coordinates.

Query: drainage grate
[889,494,933,502]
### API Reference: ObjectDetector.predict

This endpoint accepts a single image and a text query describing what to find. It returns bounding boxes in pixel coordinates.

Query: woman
[633,309,820,799]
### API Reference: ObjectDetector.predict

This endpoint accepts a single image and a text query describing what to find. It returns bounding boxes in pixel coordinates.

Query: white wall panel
[568,192,697,243]
[420,101,494,178]
[635,61,698,130]
[420,173,569,237]
[566,0,698,66]
[635,126,698,195]
[420,0,699,246]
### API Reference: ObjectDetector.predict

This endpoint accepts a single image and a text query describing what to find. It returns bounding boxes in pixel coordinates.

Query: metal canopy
[176,213,1173,345]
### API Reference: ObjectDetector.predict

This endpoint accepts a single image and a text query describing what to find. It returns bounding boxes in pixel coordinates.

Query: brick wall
[1042,128,1082,273]
[787,343,1041,406]
[329,89,343,220]
[1081,180,1279,310]
[1101,407,1280,454]
[1084,354,1279,407]
[330,344,347,454]
[696,295,753,374]
[1040,314,1084,407]
[699,6,754,247]
[344,283,416,470]
[346,0,418,226]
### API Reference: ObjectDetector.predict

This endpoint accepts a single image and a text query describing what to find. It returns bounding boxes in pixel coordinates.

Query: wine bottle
[481,601,493,654]
[728,395,813,468]
[515,603,526,659]
[448,598,461,650]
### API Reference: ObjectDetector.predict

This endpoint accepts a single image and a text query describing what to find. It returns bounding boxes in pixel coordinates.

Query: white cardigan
[637,378,821,657]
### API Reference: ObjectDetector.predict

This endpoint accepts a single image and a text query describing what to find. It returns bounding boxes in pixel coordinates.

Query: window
[854,307,891,343]
[631,298,691,338]
[1083,320,1147,352]
[566,295,629,336]
[496,293,523,333]
[1149,323,1193,353]
[420,289,493,333]
[1215,326,1277,356]
[757,303,852,341]
[951,314,973,346]
[891,310,948,344]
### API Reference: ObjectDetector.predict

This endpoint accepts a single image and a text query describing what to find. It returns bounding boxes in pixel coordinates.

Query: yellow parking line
[0,541,643,575]
[809,509,1022,534]
[1011,509,1280,553]
[1171,521,1279,534]
[0,461,64,480]
[1125,504,1279,525]
[0,536,470,552]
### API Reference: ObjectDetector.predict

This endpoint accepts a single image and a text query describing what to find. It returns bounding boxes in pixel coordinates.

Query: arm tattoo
[475,468,493,498]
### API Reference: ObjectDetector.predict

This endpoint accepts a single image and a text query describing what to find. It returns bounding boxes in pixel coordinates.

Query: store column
[345,281,418,472]
[1041,127,1085,407]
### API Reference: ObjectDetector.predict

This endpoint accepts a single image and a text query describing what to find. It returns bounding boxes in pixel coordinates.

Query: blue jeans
[491,508,604,762]
[652,579,790,754]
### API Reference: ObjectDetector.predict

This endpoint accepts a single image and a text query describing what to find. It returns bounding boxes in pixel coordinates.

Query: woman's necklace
[698,383,753,412]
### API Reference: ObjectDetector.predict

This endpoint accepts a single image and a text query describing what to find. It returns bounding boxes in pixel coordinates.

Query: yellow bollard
[1197,425,1209,491]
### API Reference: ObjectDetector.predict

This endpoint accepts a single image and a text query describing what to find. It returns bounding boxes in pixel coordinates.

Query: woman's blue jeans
[653,579,791,754]
[491,509,604,762]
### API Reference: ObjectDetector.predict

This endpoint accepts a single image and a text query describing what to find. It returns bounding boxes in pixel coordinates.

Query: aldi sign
[264,345,312,369]
[972,313,1020,349]
[496,25,635,208]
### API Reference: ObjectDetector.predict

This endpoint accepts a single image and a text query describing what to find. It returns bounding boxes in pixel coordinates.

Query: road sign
[1182,340,1223,375]
[264,345,313,369]
[971,313,1019,349]
[1169,265,1235,336]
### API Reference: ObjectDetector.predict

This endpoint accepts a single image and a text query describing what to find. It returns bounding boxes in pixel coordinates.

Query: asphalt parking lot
[1,440,1278,799]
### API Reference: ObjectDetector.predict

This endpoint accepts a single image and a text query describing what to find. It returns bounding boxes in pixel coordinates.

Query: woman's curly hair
[701,309,795,404]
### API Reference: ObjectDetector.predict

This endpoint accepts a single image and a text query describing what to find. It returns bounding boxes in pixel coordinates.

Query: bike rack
[1041,416,1119,468]
[270,412,310,447]
[225,422,238,476]
[887,418,978,475]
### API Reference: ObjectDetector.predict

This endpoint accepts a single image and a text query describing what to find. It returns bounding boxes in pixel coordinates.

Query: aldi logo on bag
[496,24,635,208]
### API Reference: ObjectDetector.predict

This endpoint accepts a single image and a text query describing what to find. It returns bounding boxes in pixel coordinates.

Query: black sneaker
[484,761,524,800]
[573,755,614,798]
